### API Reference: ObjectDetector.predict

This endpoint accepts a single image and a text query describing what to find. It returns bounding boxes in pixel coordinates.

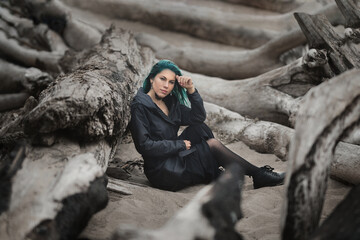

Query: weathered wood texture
[281,69,360,240]
[335,0,360,28]
[136,30,306,79]
[294,12,360,75]
[214,0,304,13]
[23,27,153,142]
[0,6,69,54]
[309,185,360,240]
[204,101,360,185]
[112,164,244,240]
[0,59,53,95]
[0,93,29,112]
[62,0,342,49]
[0,29,62,73]
[185,53,327,126]
[0,26,154,240]
[0,139,110,240]
[10,0,102,51]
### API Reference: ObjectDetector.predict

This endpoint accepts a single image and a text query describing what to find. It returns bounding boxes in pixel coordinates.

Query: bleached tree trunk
[23,28,152,140]
[185,53,328,125]
[213,0,304,13]
[294,11,360,73]
[335,0,360,28]
[62,0,342,49]
[204,101,360,185]
[0,93,29,112]
[0,27,154,240]
[112,163,245,240]
[0,59,53,95]
[136,30,306,79]
[0,29,62,73]
[308,185,360,240]
[0,6,69,54]
[10,0,102,51]
[281,69,360,240]
[0,139,111,240]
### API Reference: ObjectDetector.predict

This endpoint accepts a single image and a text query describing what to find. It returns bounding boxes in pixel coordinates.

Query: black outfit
[130,88,221,191]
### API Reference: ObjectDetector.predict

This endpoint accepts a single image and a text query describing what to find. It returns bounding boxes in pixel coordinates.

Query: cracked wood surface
[281,69,360,240]
[23,28,153,141]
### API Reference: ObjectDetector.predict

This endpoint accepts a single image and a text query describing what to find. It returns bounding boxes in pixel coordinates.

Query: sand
[79,138,350,240]
[63,2,352,239]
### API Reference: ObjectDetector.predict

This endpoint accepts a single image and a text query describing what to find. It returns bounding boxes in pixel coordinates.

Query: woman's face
[150,69,176,99]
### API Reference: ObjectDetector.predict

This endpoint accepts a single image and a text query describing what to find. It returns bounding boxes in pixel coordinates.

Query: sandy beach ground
[79,134,350,240]
[64,3,352,240]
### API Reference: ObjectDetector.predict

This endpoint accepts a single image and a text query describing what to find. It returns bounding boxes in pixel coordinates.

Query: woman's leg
[179,123,214,144]
[206,138,258,176]
[206,138,285,189]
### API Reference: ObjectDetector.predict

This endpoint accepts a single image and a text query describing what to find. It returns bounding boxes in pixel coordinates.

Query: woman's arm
[130,105,186,157]
[177,75,206,125]
[180,89,206,125]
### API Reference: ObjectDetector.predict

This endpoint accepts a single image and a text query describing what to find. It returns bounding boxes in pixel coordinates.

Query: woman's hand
[184,140,191,150]
[176,75,195,94]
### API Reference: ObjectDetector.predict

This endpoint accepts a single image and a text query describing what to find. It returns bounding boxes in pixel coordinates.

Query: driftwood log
[308,184,360,240]
[135,30,307,79]
[294,13,360,74]
[112,164,245,240]
[0,139,110,240]
[23,27,152,141]
[63,0,343,49]
[0,28,62,73]
[204,101,360,185]
[281,69,360,240]
[185,53,327,126]
[214,0,304,13]
[10,0,102,51]
[0,27,153,240]
[0,1,359,239]
[0,59,53,95]
[0,6,69,55]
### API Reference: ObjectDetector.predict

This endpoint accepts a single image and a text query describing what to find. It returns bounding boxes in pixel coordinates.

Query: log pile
[0,0,153,238]
[0,0,359,239]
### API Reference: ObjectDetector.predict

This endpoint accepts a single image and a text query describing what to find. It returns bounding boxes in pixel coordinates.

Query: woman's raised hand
[176,75,195,94]
[184,140,191,150]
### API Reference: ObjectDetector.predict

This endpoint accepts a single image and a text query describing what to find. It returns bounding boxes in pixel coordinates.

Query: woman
[130,60,284,191]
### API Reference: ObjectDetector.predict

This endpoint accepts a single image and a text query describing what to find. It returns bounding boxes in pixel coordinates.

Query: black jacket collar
[132,88,178,125]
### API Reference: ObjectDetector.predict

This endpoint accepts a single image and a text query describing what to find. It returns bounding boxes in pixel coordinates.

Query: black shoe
[252,165,285,189]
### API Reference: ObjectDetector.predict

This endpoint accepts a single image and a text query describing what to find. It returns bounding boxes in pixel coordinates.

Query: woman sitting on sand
[130,60,285,191]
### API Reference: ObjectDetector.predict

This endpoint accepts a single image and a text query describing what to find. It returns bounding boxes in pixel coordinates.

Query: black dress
[129,88,221,191]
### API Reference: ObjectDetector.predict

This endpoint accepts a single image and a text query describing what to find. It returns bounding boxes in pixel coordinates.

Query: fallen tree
[9,0,102,51]
[211,0,303,13]
[204,101,360,185]
[281,68,360,240]
[63,0,343,49]
[308,184,360,240]
[0,27,153,240]
[0,1,359,239]
[185,52,328,126]
[135,30,307,79]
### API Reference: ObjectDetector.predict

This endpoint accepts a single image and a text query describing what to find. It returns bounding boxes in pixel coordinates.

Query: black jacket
[129,87,207,189]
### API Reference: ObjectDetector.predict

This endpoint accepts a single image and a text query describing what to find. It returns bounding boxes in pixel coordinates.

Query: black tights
[206,138,259,176]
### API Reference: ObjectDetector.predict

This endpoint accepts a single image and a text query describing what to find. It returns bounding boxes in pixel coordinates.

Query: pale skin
[147,69,195,150]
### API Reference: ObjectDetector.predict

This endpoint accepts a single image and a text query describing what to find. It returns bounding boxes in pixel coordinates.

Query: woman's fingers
[176,75,193,88]
[183,140,191,149]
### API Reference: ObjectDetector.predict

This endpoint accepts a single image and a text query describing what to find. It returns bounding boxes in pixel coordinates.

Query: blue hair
[143,60,190,107]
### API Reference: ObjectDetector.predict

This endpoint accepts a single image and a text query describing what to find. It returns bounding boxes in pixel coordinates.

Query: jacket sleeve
[130,105,186,158]
[180,89,206,125]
